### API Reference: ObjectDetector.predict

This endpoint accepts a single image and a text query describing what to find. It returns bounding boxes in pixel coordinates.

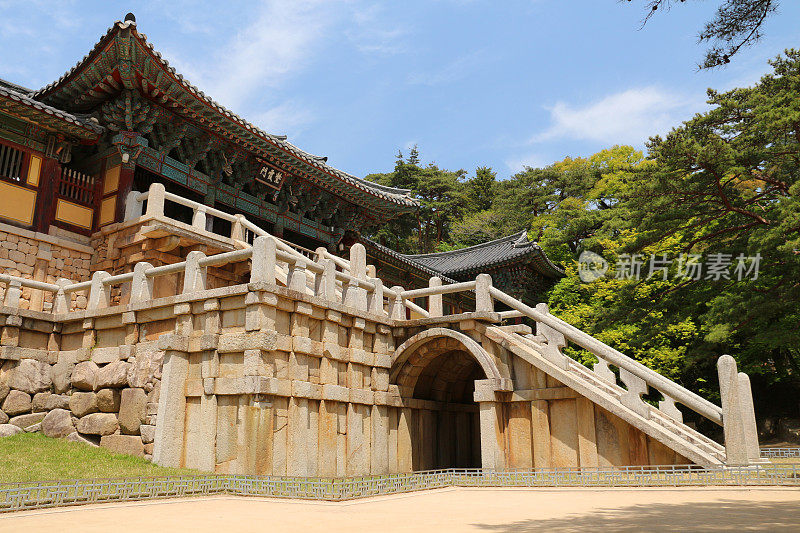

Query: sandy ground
[1,487,799,532]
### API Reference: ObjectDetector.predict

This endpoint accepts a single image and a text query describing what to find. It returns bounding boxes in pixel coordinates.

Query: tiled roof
[407,231,564,278]
[0,78,104,137]
[0,78,33,95]
[361,237,458,284]
[31,19,416,209]
[363,231,564,282]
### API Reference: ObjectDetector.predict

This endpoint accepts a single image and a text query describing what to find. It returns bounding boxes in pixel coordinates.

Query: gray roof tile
[0,78,104,135]
[364,231,564,281]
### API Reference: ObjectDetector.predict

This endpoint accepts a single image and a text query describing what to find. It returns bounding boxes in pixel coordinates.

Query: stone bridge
[0,185,761,475]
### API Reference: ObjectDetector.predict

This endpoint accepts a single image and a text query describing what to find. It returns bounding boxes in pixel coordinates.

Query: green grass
[0,433,202,484]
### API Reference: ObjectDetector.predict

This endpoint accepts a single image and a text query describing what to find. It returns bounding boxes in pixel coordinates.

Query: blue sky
[1,1,799,180]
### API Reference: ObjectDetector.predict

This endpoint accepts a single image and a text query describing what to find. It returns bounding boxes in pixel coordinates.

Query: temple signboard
[255,159,285,191]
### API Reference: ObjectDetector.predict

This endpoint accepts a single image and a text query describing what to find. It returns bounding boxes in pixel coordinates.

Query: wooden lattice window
[58,167,96,206]
[0,143,24,182]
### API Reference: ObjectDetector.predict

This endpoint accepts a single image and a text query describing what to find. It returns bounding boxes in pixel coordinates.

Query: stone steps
[485,326,725,467]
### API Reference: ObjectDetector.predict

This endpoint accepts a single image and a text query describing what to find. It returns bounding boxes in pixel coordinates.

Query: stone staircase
[0,182,762,469]
[486,325,726,466]
[119,183,766,467]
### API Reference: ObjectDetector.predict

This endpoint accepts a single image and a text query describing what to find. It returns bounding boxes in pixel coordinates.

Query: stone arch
[391,328,506,389]
[390,328,507,470]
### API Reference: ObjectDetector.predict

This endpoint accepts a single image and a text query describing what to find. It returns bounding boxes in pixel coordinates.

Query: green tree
[630,0,779,68]
[366,148,464,253]
[462,166,497,213]
[550,50,800,418]
[624,50,800,408]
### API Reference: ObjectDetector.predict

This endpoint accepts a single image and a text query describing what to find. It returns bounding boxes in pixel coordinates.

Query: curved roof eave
[32,19,417,210]
[0,81,104,139]
[406,230,565,279]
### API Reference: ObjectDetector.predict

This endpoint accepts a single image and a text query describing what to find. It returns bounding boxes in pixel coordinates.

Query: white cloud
[346,4,407,56]
[250,101,316,139]
[407,50,488,86]
[531,86,707,146]
[172,0,342,110]
[505,152,547,173]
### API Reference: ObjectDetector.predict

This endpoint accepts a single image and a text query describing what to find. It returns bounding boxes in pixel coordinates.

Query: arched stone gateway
[390,328,510,470]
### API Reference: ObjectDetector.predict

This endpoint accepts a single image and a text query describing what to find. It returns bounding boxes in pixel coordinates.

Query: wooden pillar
[33,156,60,233]
[114,163,136,225]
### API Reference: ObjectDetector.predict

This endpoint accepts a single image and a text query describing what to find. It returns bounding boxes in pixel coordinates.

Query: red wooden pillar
[32,156,60,233]
[114,163,135,224]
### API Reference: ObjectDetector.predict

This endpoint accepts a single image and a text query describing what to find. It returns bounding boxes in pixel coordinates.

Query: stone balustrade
[0,183,761,470]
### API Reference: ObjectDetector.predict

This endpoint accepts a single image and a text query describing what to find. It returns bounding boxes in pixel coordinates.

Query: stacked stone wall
[88,218,247,305]
[0,223,93,312]
[0,308,163,457]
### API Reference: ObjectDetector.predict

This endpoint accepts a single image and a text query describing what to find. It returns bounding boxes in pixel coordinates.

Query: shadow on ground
[472,499,800,532]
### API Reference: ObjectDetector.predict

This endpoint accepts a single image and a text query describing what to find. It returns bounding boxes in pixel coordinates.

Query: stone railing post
[251,235,277,285]
[369,277,384,315]
[619,368,651,419]
[718,355,749,464]
[53,278,72,314]
[130,262,154,304]
[144,182,166,218]
[428,277,443,317]
[124,190,143,220]
[182,251,207,294]
[534,303,570,370]
[231,214,246,242]
[288,260,307,293]
[192,206,207,232]
[390,286,405,320]
[349,243,367,278]
[315,258,336,302]
[658,394,683,423]
[475,273,494,313]
[345,243,367,311]
[87,271,112,310]
[738,372,761,462]
[2,279,22,308]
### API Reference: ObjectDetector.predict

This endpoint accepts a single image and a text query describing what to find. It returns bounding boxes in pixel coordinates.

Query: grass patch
[0,433,201,484]
[769,457,800,465]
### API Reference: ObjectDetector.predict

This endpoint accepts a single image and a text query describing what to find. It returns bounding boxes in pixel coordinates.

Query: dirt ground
[2,486,799,532]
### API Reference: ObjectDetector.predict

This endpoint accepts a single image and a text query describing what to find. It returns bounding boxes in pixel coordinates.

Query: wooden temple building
[0,13,561,307]
[363,231,564,311]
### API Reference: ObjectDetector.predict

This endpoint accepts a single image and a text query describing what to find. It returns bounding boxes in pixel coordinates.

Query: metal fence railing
[760,447,800,458]
[2,464,799,513]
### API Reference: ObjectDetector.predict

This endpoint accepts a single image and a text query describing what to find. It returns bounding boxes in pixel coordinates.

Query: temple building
[0,15,414,252]
[363,231,564,311]
[0,13,562,309]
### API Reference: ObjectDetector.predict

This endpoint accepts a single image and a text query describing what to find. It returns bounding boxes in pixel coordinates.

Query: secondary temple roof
[407,231,564,279]
[363,230,564,283]
[28,17,417,216]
